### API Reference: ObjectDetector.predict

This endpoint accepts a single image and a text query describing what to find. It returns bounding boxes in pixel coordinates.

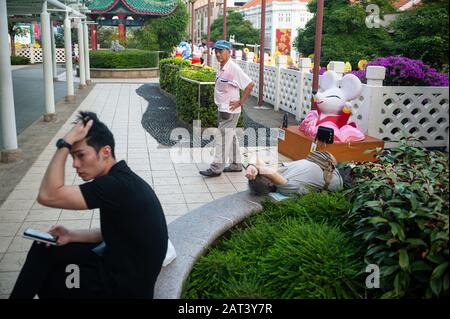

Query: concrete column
[77,18,86,89]
[64,12,75,103]
[328,61,345,79]
[363,66,386,135]
[41,1,56,121]
[0,0,22,162]
[366,66,386,87]
[51,19,58,81]
[83,20,91,85]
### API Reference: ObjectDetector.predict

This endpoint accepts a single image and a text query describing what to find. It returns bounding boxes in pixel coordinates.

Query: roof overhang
[6,0,87,19]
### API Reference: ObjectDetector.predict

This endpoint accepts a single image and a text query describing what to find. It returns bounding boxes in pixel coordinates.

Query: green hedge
[174,66,244,128]
[346,139,449,299]
[175,67,218,127]
[159,58,190,94]
[11,55,30,65]
[89,50,158,69]
[183,192,364,299]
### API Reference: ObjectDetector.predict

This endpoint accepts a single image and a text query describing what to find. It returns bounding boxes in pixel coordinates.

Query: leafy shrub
[11,55,29,65]
[175,66,218,127]
[159,58,191,94]
[89,50,158,69]
[349,56,449,87]
[346,139,449,298]
[183,192,363,298]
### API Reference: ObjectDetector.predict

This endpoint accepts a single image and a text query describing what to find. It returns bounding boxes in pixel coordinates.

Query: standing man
[199,40,254,177]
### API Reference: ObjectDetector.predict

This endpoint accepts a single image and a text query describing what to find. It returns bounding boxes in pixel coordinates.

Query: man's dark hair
[75,111,116,159]
[248,175,275,196]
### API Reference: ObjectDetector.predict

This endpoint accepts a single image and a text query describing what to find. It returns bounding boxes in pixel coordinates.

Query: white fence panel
[55,48,65,62]
[368,86,449,148]
[278,68,302,117]
[247,62,260,98]
[263,65,277,105]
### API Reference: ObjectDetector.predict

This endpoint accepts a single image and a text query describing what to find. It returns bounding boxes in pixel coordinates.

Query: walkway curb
[154,190,263,299]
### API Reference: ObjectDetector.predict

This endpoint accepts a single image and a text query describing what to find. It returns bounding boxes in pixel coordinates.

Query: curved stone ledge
[90,67,159,79]
[154,190,263,299]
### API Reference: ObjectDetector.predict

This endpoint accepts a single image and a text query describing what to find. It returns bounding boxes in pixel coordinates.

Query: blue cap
[214,40,232,50]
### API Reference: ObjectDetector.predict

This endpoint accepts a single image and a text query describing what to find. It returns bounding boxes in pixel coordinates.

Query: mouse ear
[340,73,362,101]
[319,71,340,91]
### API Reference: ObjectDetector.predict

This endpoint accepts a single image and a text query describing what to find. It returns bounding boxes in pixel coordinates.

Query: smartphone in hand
[23,228,58,245]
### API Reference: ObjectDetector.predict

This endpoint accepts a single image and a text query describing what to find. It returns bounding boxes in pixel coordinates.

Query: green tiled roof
[88,0,178,16]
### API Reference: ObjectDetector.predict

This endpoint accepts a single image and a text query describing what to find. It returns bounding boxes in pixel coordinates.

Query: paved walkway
[0,81,290,298]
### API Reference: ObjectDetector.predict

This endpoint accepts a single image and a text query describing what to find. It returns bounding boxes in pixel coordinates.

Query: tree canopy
[391,0,449,70]
[132,0,188,54]
[210,10,260,45]
[294,0,396,67]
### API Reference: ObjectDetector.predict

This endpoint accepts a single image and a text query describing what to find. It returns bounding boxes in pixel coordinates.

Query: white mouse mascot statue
[299,70,365,142]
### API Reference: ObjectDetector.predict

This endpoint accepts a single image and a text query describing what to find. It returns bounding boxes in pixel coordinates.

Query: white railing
[210,55,449,149]
[16,47,67,63]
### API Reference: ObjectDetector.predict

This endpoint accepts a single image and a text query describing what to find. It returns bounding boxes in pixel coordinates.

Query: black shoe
[199,169,222,177]
[223,166,243,172]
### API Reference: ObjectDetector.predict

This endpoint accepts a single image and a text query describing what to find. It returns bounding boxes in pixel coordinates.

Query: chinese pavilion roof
[88,0,178,16]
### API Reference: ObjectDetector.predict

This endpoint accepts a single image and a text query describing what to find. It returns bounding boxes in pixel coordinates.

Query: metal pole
[77,18,86,88]
[50,19,58,81]
[312,0,324,110]
[222,0,227,40]
[0,0,21,161]
[41,1,56,121]
[258,0,266,106]
[83,19,91,85]
[64,11,75,102]
[207,0,211,66]
[191,1,195,52]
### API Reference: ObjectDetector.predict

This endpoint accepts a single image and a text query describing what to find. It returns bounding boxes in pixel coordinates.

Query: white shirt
[214,59,252,114]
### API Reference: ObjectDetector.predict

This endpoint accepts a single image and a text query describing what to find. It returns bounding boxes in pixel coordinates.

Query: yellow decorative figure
[344,62,352,73]
[358,59,368,70]
[326,63,331,71]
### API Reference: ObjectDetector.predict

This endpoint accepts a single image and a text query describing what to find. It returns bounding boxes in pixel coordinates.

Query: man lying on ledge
[245,151,343,196]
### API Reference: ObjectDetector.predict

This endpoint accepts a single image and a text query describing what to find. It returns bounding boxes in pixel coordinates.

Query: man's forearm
[255,164,288,186]
[69,228,103,243]
[240,83,254,106]
[38,148,68,201]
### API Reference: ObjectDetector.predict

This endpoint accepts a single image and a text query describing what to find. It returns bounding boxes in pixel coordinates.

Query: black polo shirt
[79,160,168,298]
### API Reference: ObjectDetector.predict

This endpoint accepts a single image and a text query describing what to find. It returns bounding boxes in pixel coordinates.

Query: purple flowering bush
[348,56,449,87]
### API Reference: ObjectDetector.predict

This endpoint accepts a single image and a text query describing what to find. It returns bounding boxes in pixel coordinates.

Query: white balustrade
[15,47,65,63]
[207,53,449,148]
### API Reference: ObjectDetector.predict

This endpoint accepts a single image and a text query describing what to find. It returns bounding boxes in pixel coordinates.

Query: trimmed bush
[183,192,364,299]
[159,58,191,94]
[175,66,244,128]
[11,55,30,65]
[346,139,449,298]
[175,67,218,128]
[89,50,158,69]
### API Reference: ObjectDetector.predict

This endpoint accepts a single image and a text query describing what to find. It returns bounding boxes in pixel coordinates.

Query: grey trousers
[210,112,242,173]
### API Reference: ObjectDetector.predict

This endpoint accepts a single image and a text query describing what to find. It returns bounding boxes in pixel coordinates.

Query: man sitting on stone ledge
[10,111,168,299]
[245,151,344,196]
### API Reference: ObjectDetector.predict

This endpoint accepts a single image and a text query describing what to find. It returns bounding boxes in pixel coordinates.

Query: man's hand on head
[245,165,258,180]
[63,119,94,145]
